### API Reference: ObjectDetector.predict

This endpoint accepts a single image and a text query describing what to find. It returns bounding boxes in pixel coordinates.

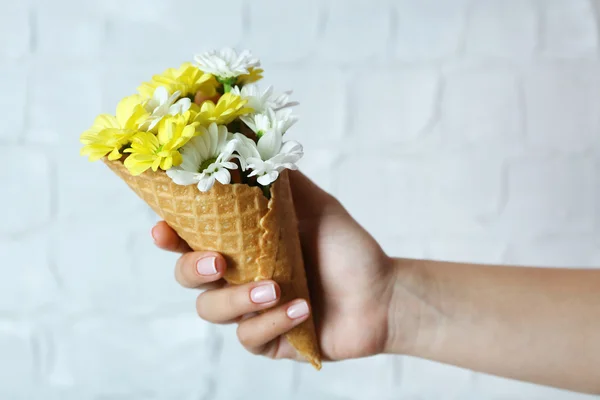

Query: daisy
[230,84,298,114]
[194,92,253,126]
[194,48,260,84]
[166,123,238,192]
[80,95,146,161]
[123,114,198,176]
[141,86,192,131]
[138,63,218,99]
[241,107,298,138]
[232,130,303,186]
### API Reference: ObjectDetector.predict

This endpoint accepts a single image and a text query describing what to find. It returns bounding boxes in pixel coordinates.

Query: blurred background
[1,0,600,398]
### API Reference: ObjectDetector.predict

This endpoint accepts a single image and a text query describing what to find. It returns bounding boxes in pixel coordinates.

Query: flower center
[199,157,218,173]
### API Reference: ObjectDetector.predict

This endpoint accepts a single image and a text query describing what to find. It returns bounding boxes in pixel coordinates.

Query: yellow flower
[194,93,253,126]
[80,95,147,161]
[238,67,264,85]
[138,63,219,99]
[123,115,198,176]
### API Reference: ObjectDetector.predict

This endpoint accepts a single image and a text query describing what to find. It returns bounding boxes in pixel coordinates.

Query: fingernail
[151,226,158,242]
[287,301,309,320]
[250,284,277,304]
[196,257,218,276]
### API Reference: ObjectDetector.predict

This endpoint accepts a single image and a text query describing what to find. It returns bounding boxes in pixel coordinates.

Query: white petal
[257,130,282,160]
[220,161,238,170]
[166,169,199,186]
[154,86,169,104]
[214,168,231,185]
[197,175,216,192]
[257,171,279,186]
[280,140,303,156]
[196,128,211,160]
[207,123,219,157]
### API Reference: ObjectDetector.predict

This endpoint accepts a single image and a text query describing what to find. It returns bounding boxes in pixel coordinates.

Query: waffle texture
[104,158,322,369]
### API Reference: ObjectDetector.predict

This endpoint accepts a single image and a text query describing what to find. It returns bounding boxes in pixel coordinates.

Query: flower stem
[261,184,271,199]
[224,82,232,93]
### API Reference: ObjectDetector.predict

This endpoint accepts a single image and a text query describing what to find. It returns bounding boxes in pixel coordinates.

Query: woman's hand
[151,171,408,362]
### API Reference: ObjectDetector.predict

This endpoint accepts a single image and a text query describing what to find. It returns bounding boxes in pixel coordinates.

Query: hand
[151,171,400,362]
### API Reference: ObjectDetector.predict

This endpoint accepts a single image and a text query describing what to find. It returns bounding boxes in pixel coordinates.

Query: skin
[151,171,600,395]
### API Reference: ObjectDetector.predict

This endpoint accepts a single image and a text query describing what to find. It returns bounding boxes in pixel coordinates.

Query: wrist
[384,258,446,356]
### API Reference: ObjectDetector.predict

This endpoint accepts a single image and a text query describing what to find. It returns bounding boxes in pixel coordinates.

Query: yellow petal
[116,95,143,127]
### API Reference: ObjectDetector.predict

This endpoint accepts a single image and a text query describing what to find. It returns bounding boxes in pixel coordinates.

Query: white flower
[241,108,298,137]
[232,130,303,186]
[230,84,298,114]
[166,123,238,192]
[194,48,260,79]
[141,86,191,130]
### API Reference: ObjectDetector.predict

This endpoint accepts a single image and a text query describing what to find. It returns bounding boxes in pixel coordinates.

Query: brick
[57,149,153,224]
[27,64,102,144]
[398,357,473,399]
[102,0,243,63]
[296,146,340,196]
[267,68,346,144]
[0,147,51,235]
[524,65,600,152]
[505,237,600,268]
[0,323,35,397]
[499,156,595,237]
[348,68,440,144]
[215,325,295,400]
[441,70,522,149]
[101,61,175,113]
[0,62,27,142]
[129,227,198,310]
[395,0,466,60]
[337,152,503,238]
[52,220,139,312]
[541,0,598,58]
[0,2,30,58]
[36,5,103,60]
[50,315,214,397]
[296,355,396,399]
[241,0,320,63]
[0,233,58,311]
[318,0,392,64]
[426,237,507,265]
[466,0,537,58]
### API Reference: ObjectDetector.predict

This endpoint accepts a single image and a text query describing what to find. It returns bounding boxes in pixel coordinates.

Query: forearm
[386,258,600,394]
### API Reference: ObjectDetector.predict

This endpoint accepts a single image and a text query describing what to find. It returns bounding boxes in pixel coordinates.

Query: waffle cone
[103,158,322,369]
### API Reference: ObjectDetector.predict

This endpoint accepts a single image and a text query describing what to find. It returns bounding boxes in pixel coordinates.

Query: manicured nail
[287,301,309,319]
[196,257,218,276]
[250,284,277,304]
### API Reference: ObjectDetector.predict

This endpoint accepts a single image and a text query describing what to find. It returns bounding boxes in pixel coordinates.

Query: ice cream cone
[103,158,322,369]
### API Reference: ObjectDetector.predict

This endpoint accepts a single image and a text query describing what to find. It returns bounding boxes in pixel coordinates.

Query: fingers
[236,299,311,356]
[152,221,192,253]
[196,280,281,324]
[175,251,227,289]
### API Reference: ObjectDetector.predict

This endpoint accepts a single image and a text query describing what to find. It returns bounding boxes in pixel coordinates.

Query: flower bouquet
[80,48,321,369]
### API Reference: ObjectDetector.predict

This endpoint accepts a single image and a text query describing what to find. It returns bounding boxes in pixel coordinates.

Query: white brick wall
[1,0,599,398]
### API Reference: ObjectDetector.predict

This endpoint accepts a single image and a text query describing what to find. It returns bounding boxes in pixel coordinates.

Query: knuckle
[236,324,253,349]
[195,293,209,319]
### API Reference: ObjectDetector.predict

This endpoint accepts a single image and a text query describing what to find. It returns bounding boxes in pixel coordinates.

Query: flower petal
[197,175,216,192]
[214,168,231,185]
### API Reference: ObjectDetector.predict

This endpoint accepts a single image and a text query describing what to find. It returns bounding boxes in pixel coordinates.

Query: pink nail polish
[196,257,218,276]
[287,301,309,319]
[250,284,277,304]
